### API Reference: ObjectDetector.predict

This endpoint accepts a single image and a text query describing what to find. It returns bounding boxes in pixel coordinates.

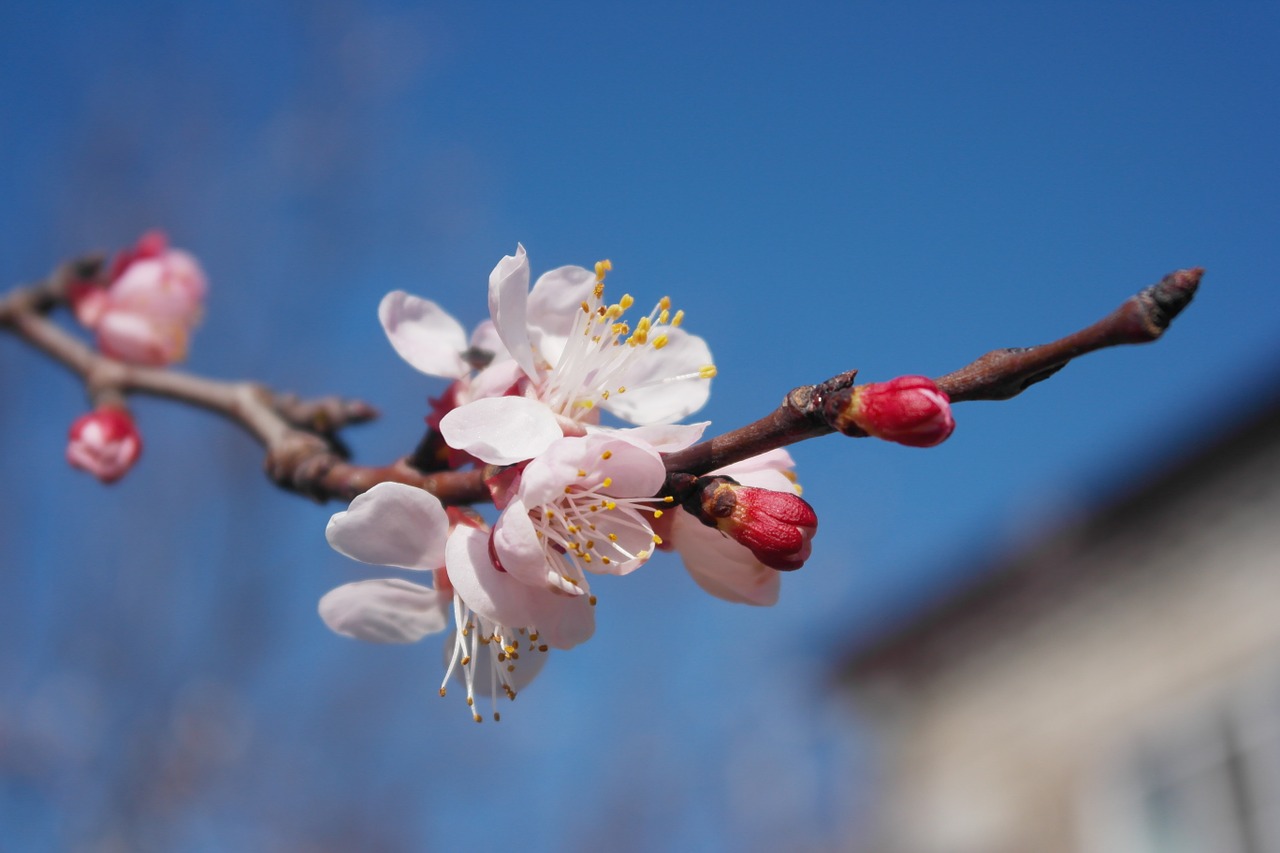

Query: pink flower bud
[66,408,142,484]
[695,479,818,571]
[88,232,207,366]
[833,375,955,447]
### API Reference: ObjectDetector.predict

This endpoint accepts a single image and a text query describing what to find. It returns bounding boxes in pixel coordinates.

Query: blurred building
[840,389,1280,853]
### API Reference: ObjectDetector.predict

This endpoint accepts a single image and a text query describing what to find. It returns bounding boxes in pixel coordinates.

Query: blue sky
[2,2,1277,850]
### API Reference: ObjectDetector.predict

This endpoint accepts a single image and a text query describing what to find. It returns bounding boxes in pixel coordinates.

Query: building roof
[841,381,1280,687]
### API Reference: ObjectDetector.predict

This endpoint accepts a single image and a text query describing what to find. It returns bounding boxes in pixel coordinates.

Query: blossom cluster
[64,231,208,484]
[320,245,821,721]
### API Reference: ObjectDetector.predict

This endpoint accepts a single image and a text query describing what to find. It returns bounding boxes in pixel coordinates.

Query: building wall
[854,437,1280,853]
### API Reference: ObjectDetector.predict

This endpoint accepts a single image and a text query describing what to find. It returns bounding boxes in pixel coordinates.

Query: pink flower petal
[319,578,451,643]
[439,396,563,466]
[378,291,468,378]
[325,482,450,570]
[444,525,541,626]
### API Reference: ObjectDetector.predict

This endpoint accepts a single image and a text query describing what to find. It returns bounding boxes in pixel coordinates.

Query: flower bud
[829,375,955,447]
[687,477,818,571]
[66,408,142,483]
[87,231,208,366]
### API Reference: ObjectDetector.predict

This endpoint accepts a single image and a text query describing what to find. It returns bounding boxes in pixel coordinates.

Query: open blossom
[320,482,592,721]
[70,231,207,366]
[66,407,142,483]
[476,432,676,597]
[659,450,809,606]
[396,245,717,466]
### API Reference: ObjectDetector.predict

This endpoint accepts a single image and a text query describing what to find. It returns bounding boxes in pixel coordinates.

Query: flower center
[528,465,673,595]
[439,595,549,723]
[539,261,716,418]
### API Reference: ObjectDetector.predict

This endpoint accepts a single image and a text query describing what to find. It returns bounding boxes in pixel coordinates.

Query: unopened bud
[66,408,142,483]
[686,477,817,571]
[828,375,955,447]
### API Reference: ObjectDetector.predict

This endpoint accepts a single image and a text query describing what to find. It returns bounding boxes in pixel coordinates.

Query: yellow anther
[605,500,617,510]
[619,293,634,310]
[663,496,674,503]
[586,540,596,549]
[576,399,595,409]
[577,469,587,478]
[545,509,555,518]
[611,322,629,336]
[595,259,612,279]
[608,532,618,541]
[439,687,447,697]
[699,364,718,379]
[672,309,685,327]
[530,632,539,641]
[659,309,670,324]
[474,714,483,723]
[583,554,592,563]
[617,386,627,394]
[580,301,591,314]
[601,556,611,564]
[652,534,663,545]
[653,509,664,518]
[652,333,669,350]
[593,282,605,299]
[601,450,613,459]
[601,477,613,488]
[466,697,474,707]
[658,296,671,311]
[637,549,650,559]
[601,390,610,399]
[460,655,471,666]
[565,486,573,494]
[567,524,579,533]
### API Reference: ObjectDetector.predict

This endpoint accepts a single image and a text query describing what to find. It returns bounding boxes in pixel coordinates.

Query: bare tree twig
[3,262,1201,505]
[662,268,1202,478]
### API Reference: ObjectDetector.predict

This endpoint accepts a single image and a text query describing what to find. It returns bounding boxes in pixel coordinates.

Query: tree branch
[662,268,1202,477]
[3,261,1201,505]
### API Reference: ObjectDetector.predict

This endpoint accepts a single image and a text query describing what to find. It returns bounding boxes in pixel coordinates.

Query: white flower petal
[487,245,536,377]
[671,512,781,606]
[469,319,511,363]
[526,264,597,363]
[607,421,710,452]
[439,396,563,465]
[602,327,714,424]
[525,583,595,649]
[378,291,469,378]
[325,482,450,570]
[319,578,451,643]
[712,449,796,479]
[441,627,549,696]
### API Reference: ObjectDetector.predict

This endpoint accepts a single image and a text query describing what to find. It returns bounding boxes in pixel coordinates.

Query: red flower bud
[833,375,955,447]
[66,408,142,484]
[692,478,818,571]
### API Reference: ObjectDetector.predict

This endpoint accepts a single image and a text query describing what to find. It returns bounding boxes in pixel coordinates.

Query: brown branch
[4,260,1201,507]
[663,268,1202,478]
